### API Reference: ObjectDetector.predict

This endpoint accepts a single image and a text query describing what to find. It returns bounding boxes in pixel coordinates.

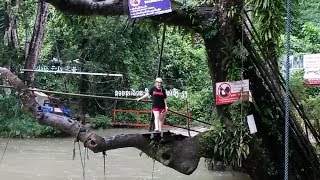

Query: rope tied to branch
[71,126,90,179]
[83,132,94,147]
[72,126,83,160]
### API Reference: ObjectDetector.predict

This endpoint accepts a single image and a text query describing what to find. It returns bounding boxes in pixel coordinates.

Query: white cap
[155,77,163,83]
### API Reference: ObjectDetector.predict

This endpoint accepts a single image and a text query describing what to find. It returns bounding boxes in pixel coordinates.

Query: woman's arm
[164,99,168,112]
[136,93,149,101]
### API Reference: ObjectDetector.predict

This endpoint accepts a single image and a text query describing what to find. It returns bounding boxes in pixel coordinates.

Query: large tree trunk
[3,0,19,49]
[2,0,19,94]
[24,1,49,87]
[78,38,90,115]
[202,0,320,178]
[203,0,243,133]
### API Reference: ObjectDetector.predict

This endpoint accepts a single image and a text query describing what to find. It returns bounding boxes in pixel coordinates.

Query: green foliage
[187,88,213,123]
[226,41,249,80]
[290,70,320,100]
[200,122,250,167]
[302,96,320,133]
[248,0,286,44]
[0,93,65,137]
[279,22,320,54]
[90,115,113,129]
[278,0,320,55]
[302,22,320,44]
[289,70,320,139]
[290,70,308,101]
[293,0,320,28]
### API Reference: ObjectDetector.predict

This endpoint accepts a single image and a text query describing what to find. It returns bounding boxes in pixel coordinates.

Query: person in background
[137,78,168,132]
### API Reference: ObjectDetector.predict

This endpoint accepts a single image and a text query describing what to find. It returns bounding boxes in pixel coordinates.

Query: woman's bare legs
[159,112,165,131]
[153,111,160,131]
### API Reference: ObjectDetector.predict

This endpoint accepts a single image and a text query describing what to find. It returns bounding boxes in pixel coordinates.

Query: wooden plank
[141,130,189,141]
[142,130,171,139]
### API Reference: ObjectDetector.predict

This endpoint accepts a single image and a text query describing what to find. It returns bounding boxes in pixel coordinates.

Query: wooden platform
[142,130,188,141]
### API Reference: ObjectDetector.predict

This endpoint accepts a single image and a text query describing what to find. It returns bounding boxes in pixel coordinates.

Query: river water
[0,129,250,180]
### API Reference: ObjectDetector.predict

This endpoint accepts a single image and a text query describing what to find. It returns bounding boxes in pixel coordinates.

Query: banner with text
[115,88,187,99]
[303,53,320,86]
[216,79,250,105]
[128,0,172,19]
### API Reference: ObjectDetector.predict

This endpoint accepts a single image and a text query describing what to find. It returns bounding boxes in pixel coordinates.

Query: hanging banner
[128,0,172,19]
[303,53,320,86]
[216,79,250,105]
[114,88,188,99]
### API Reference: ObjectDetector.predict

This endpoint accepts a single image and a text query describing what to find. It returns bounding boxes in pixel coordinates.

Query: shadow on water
[0,128,250,180]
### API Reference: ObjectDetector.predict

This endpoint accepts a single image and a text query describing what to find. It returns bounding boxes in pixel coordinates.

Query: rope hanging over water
[103,151,107,177]
[238,1,246,168]
[77,141,86,179]
[151,159,156,180]
[284,0,291,178]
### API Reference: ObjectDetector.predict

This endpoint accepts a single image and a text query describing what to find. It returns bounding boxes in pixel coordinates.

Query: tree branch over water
[44,0,216,28]
[0,67,205,175]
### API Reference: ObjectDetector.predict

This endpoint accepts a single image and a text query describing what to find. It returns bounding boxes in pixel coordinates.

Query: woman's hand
[137,93,149,102]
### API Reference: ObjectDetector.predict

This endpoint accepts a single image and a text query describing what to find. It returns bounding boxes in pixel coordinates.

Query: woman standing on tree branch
[137,78,168,132]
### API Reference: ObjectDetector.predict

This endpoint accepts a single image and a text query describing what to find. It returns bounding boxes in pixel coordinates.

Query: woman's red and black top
[148,86,167,109]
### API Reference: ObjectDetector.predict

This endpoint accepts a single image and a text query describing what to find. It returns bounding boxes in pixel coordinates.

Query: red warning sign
[216,79,250,105]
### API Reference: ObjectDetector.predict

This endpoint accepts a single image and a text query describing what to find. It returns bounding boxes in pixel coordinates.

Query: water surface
[0,129,250,180]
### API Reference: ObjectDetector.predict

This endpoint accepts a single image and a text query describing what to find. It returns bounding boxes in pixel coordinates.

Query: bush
[302,96,320,133]
[90,115,113,129]
[0,94,67,138]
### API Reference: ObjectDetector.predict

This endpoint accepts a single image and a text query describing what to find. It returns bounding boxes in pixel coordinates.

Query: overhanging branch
[44,0,216,28]
[45,0,128,16]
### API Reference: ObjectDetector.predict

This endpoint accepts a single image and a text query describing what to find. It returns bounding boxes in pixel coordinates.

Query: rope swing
[238,2,246,168]
[284,0,291,178]
[156,24,167,78]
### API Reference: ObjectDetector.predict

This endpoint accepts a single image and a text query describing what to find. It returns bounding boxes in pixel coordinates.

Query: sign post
[215,79,250,105]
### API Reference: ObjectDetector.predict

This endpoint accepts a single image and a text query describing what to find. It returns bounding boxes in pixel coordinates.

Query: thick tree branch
[45,0,128,16]
[44,0,216,28]
[0,67,205,175]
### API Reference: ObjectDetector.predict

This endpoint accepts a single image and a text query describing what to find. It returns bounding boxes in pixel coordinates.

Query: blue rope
[284,0,291,178]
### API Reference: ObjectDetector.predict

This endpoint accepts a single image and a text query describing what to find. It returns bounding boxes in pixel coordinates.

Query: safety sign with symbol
[216,79,250,105]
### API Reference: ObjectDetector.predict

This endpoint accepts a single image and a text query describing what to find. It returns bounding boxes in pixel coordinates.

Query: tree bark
[24,1,49,87]
[78,38,90,115]
[3,0,19,49]
[203,0,243,132]
[43,0,214,28]
[2,0,19,94]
